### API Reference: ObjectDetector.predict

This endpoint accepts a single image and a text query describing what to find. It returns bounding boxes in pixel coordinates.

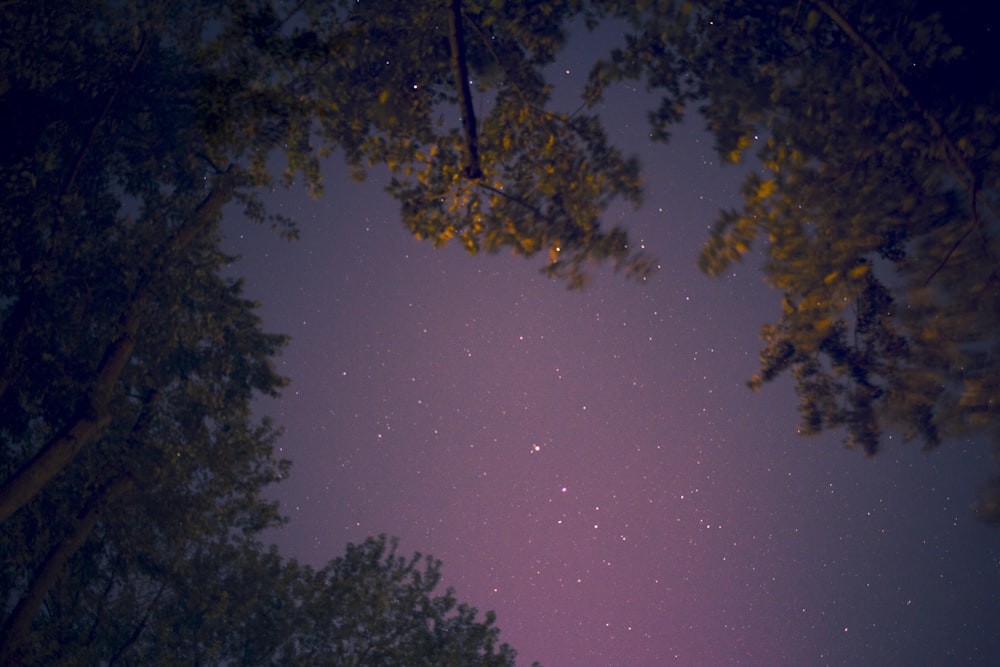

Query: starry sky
[221,22,1000,667]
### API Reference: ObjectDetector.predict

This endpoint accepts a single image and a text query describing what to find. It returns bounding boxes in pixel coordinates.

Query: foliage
[7,0,998,660]
[0,1,291,659]
[278,0,653,287]
[1,0,544,660]
[3,533,525,666]
[280,535,528,667]
[589,0,1000,517]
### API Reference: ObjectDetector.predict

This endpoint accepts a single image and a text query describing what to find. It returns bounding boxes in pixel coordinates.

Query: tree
[0,0,290,523]
[270,0,653,287]
[4,530,527,666]
[1,0,649,515]
[5,0,634,659]
[588,0,1000,517]
[275,535,531,666]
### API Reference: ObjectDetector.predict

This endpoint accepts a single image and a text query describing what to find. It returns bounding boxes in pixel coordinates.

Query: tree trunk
[0,306,139,522]
[0,170,237,522]
[0,474,134,665]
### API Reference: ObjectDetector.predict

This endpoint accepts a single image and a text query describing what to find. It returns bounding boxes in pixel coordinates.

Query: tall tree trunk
[0,170,237,522]
[0,474,134,665]
[0,306,140,522]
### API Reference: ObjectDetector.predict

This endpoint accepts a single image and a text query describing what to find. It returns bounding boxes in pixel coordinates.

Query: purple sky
[222,26,1000,667]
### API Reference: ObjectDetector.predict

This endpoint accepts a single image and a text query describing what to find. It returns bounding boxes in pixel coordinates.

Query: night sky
[222,24,1000,667]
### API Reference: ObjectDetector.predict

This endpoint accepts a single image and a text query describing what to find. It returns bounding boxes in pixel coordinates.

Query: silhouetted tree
[588,0,1000,518]
[5,0,999,658]
[4,530,528,665]
[2,0,573,659]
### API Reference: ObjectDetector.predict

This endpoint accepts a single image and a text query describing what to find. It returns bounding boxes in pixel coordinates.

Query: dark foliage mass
[1,0,569,662]
[589,0,1000,515]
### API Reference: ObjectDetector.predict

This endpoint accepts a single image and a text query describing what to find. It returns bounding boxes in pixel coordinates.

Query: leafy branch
[0,168,239,522]
[812,0,997,284]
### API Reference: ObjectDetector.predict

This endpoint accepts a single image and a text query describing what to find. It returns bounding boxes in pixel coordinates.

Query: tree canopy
[586,0,1000,519]
[2,0,999,662]
[2,0,570,661]
[3,530,526,666]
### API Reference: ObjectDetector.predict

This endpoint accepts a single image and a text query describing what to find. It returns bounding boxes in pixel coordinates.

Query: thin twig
[478,181,552,224]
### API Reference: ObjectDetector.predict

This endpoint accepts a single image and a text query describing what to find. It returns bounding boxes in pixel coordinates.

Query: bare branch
[446,0,482,179]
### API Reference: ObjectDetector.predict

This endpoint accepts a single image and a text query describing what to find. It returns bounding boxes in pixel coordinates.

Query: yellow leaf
[848,264,869,279]
[729,134,753,163]
[757,179,777,199]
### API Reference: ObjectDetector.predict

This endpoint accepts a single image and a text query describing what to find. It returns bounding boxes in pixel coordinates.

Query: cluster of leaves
[1,0,560,662]
[285,0,654,287]
[589,0,1000,518]
[164,0,653,287]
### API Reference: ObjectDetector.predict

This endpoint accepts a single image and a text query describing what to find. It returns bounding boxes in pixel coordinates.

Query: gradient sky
[221,22,1000,667]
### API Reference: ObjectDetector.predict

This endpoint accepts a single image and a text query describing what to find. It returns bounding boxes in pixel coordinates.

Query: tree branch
[446,0,482,179]
[477,181,550,224]
[105,581,168,667]
[0,169,238,522]
[0,474,134,665]
[811,0,997,282]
